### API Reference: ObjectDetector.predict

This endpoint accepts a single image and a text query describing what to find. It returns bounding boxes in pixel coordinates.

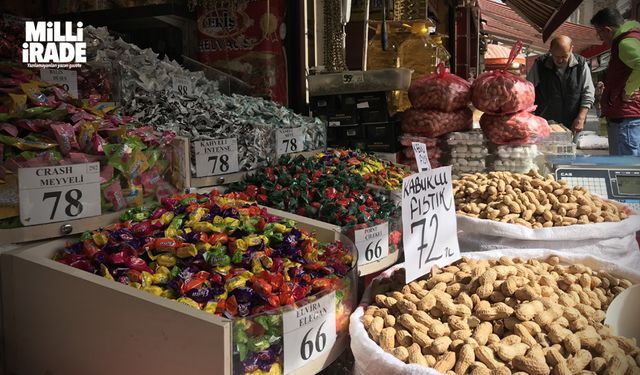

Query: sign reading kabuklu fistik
[401,166,460,283]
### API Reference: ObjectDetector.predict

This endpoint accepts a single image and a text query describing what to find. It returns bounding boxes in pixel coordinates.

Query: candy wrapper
[226,153,401,227]
[84,26,325,171]
[54,193,355,375]
[313,149,411,191]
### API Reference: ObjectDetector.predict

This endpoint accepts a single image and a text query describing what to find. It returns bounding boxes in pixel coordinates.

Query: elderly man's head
[549,36,573,68]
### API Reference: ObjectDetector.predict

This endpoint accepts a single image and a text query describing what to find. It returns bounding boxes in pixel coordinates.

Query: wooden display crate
[266,207,402,277]
[0,137,188,245]
[1,220,353,374]
[172,136,324,189]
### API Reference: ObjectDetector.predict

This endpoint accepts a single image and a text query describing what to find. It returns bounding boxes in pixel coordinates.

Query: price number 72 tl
[411,214,454,268]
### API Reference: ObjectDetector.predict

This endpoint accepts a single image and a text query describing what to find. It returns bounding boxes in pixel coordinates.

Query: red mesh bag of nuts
[401,108,473,138]
[471,42,535,115]
[480,110,551,145]
[408,63,471,112]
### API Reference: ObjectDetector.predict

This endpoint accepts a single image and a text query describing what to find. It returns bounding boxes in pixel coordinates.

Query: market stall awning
[479,0,600,55]
[503,0,583,42]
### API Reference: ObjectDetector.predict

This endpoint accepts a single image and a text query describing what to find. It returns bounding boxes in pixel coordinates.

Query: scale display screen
[617,175,640,195]
[555,166,640,212]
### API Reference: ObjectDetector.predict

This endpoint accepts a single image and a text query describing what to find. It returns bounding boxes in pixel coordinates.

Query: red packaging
[409,63,471,112]
[480,110,551,145]
[196,1,288,105]
[470,41,535,115]
[50,122,79,155]
[401,108,472,138]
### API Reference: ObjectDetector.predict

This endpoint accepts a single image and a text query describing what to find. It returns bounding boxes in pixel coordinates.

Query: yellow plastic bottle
[398,22,437,80]
[398,22,437,111]
[366,24,399,70]
[433,34,451,69]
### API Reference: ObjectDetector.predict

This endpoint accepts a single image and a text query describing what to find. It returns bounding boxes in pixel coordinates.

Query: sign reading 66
[282,291,336,373]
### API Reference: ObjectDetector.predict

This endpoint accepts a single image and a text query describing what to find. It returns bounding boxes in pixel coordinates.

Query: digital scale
[547,156,640,212]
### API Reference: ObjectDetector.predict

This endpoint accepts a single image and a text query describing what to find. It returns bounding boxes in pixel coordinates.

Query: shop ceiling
[478,0,600,55]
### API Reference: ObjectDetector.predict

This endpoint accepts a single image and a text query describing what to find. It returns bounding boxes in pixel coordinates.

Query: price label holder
[412,142,431,172]
[40,69,79,98]
[276,127,305,155]
[172,76,194,96]
[283,291,337,374]
[341,71,365,84]
[193,138,240,177]
[18,162,101,226]
[402,166,460,283]
[354,222,389,266]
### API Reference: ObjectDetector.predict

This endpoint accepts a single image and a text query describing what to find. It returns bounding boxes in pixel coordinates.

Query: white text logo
[22,21,86,68]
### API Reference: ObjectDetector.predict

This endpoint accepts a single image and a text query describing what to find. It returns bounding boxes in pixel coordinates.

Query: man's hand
[572,116,585,134]
[623,90,639,102]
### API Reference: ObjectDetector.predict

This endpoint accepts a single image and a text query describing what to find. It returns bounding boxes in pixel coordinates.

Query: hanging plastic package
[196,0,288,105]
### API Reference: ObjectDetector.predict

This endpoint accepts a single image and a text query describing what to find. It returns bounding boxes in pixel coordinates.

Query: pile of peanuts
[363,256,639,375]
[453,171,629,228]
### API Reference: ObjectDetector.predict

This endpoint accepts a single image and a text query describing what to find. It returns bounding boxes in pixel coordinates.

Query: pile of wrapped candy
[0,66,177,226]
[313,149,411,190]
[85,26,326,173]
[54,192,354,375]
[226,154,400,227]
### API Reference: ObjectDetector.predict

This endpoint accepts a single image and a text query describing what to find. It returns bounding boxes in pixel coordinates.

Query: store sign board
[40,69,79,98]
[276,127,305,155]
[412,142,431,172]
[283,291,336,373]
[19,162,101,226]
[401,166,460,283]
[354,222,389,265]
[194,138,240,177]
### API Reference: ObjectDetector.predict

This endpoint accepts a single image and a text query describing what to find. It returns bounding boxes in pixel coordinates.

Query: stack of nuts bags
[472,69,551,147]
[400,65,473,171]
[362,255,640,374]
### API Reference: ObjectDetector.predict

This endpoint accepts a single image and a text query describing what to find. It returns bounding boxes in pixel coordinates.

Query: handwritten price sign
[401,166,460,283]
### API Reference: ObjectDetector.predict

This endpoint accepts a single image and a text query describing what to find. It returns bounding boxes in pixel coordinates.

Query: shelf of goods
[221,149,412,276]
[350,249,640,375]
[1,194,356,375]
[0,71,187,244]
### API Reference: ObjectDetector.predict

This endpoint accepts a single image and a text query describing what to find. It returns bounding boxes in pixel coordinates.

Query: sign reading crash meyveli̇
[18,162,101,226]
[402,166,460,283]
[194,138,240,177]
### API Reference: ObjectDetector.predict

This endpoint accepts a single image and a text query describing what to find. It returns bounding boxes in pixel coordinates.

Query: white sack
[457,214,640,270]
[350,249,640,375]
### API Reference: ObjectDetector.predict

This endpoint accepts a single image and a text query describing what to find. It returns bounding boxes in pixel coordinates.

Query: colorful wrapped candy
[54,192,355,375]
[0,69,178,228]
[313,149,411,191]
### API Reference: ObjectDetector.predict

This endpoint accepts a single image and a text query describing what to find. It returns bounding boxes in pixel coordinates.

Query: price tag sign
[276,127,305,155]
[412,142,431,172]
[40,69,79,98]
[402,166,460,283]
[355,222,389,265]
[172,76,194,96]
[18,162,101,226]
[342,72,364,84]
[194,138,239,177]
[283,291,336,373]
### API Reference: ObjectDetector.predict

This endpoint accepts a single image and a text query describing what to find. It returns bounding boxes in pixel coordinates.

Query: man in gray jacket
[527,35,595,133]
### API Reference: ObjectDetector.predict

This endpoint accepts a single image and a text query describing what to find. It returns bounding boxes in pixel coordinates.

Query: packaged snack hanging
[471,41,535,115]
[408,63,471,112]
